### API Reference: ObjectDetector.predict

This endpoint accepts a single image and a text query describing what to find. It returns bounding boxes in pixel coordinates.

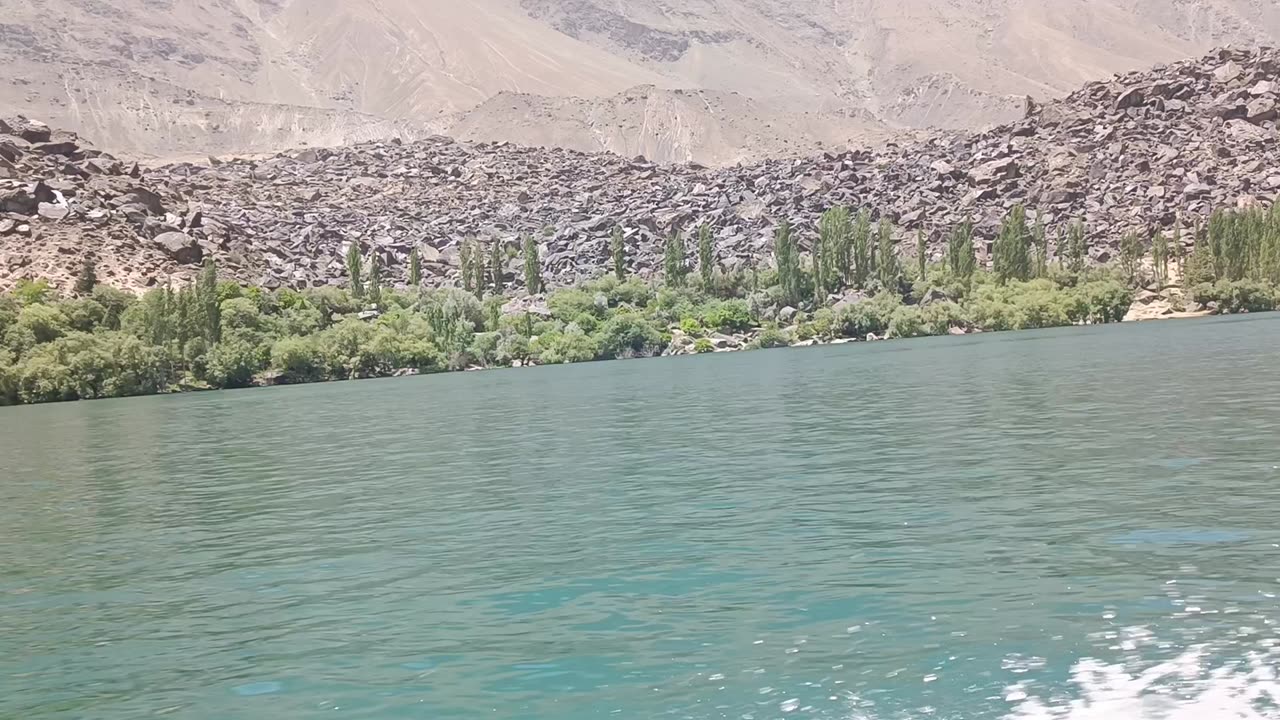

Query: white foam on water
[1002,646,1280,719]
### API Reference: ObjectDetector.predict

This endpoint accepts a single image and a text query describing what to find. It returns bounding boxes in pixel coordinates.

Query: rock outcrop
[2,47,1279,293]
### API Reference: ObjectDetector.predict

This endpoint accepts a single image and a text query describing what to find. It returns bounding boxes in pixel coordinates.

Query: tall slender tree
[1067,219,1088,274]
[821,206,853,288]
[199,257,220,343]
[408,246,422,287]
[697,223,714,290]
[916,229,927,281]
[459,241,474,293]
[490,240,504,293]
[876,218,901,292]
[345,243,364,298]
[1152,230,1169,284]
[851,209,872,289]
[368,249,383,307]
[611,226,626,281]
[74,257,97,295]
[522,235,543,294]
[664,231,687,287]
[948,219,976,278]
[774,220,800,305]
[994,204,1031,283]
[1032,214,1049,278]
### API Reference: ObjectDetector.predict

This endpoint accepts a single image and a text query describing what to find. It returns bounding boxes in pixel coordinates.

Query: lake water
[3,315,1280,719]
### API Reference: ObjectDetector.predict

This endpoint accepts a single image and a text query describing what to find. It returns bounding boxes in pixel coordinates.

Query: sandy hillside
[2,0,1279,163]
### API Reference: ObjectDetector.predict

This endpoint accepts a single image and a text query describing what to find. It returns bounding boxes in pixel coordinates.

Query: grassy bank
[2,203,1278,406]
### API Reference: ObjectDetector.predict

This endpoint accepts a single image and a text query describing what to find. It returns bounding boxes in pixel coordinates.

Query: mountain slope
[2,0,1280,162]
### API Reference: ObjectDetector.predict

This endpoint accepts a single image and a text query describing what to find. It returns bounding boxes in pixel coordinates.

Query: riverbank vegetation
[2,203,1278,405]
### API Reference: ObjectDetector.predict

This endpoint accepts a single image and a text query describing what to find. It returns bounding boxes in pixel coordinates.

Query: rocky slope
[2,47,1278,293]
[5,0,1280,163]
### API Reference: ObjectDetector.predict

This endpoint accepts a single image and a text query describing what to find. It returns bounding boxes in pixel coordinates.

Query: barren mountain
[3,0,1279,163]
[4,47,1278,295]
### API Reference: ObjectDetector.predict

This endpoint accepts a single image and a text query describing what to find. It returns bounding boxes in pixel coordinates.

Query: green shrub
[59,297,107,332]
[693,338,714,353]
[700,299,754,333]
[919,301,966,335]
[887,306,925,339]
[270,336,327,383]
[1191,280,1279,314]
[532,323,599,364]
[548,288,602,320]
[596,313,663,359]
[834,293,899,338]
[751,325,791,349]
[206,331,268,388]
[16,354,75,403]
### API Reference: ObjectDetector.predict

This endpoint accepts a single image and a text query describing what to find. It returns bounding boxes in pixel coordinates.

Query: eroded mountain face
[2,0,1279,163]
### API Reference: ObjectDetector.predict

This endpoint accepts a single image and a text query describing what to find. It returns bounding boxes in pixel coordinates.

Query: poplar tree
[368,249,383,307]
[916,229,927,281]
[522,235,542,294]
[774,220,800,305]
[490,240,504,293]
[948,219,976,278]
[851,209,872,289]
[994,204,1031,283]
[75,258,97,295]
[611,226,626,281]
[459,241,474,293]
[663,232,687,287]
[876,218,901,291]
[697,223,714,291]
[821,206,853,288]
[345,243,364,298]
[199,257,220,343]
[408,246,422,287]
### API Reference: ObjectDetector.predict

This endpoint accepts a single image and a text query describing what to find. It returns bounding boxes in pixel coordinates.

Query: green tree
[459,241,474,293]
[948,219,977,278]
[773,220,800,306]
[994,204,1032,283]
[664,232,687,287]
[522,235,543,294]
[1119,231,1142,285]
[851,209,872,289]
[916,229,927,281]
[1032,214,1049,278]
[876,218,901,292]
[821,206,853,288]
[611,226,626,281]
[490,240,504,293]
[408,247,422,288]
[1152,230,1169,284]
[345,243,364,299]
[1066,219,1088,274]
[697,224,714,290]
[368,249,383,308]
[198,258,221,343]
[74,258,97,295]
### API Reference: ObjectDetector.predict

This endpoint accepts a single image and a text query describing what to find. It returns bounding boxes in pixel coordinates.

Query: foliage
[1190,279,1279,314]
[596,312,663,359]
[1066,219,1088,275]
[693,338,714,353]
[750,325,791,349]
[368,249,383,308]
[75,258,98,295]
[774,219,801,306]
[697,224,715,290]
[611,226,626,281]
[699,299,754,333]
[994,204,1031,283]
[408,246,422,287]
[915,229,927,281]
[852,210,872,289]
[948,219,977,278]
[876,218,901,292]
[1119,231,1142,285]
[523,235,543,294]
[345,243,364,299]
[663,232,688,288]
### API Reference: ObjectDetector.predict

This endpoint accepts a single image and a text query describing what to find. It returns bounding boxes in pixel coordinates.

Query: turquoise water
[2,315,1279,719]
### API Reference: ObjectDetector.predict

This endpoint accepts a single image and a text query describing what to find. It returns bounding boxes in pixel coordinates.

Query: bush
[678,317,703,337]
[919,301,966,335]
[595,313,664,359]
[700,299,754,332]
[532,323,599,364]
[13,303,70,345]
[887,306,925,339]
[60,297,107,332]
[220,297,265,332]
[548,288,602,320]
[582,276,653,308]
[206,332,267,388]
[750,325,791,349]
[90,286,135,329]
[1191,279,1279,314]
[0,349,16,405]
[270,336,327,383]
[834,293,899,338]
[693,338,714,353]
[16,354,75,403]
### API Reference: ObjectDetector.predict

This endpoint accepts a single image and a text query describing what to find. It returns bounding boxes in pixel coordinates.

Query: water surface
[3,315,1279,719]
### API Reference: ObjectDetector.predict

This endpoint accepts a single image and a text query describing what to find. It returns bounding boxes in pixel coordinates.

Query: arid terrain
[3,0,1279,163]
